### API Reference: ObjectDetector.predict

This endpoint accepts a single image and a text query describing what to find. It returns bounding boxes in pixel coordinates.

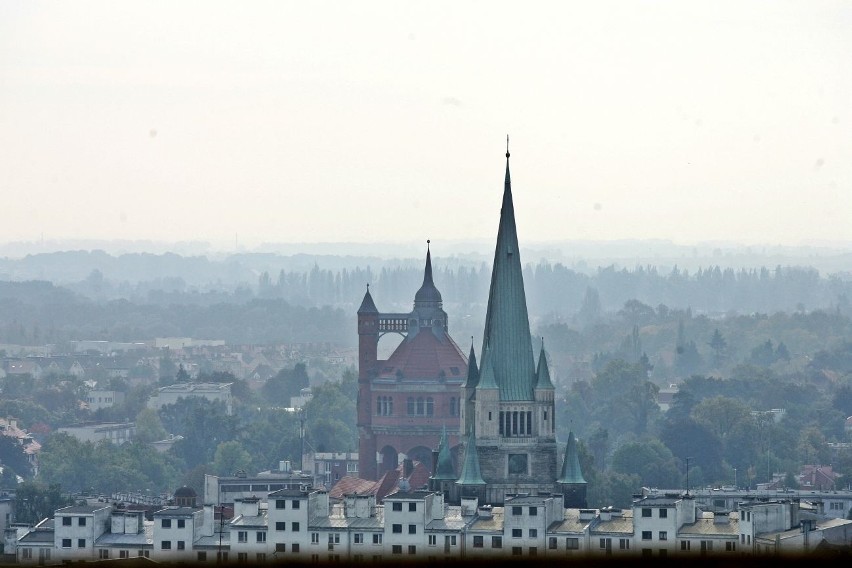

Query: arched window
[416,397,425,416]
[426,397,434,417]
[407,397,415,416]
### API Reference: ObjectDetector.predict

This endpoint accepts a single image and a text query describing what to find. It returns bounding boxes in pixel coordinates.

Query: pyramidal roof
[461,343,479,389]
[455,429,486,486]
[535,339,555,390]
[432,426,456,481]
[358,285,378,314]
[557,431,586,485]
[479,146,536,401]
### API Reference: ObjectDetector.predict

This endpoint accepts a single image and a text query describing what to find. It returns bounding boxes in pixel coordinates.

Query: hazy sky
[1,1,850,249]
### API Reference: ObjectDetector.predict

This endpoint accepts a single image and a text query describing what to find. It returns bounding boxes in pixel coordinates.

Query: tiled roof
[591,512,634,535]
[679,517,739,536]
[20,529,54,544]
[549,509,592,534]
[468,508,504,532]
[328,476,376,500]
[378,328,467,381]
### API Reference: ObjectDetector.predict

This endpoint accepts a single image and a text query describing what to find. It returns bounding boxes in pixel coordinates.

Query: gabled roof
[479,151,536,401]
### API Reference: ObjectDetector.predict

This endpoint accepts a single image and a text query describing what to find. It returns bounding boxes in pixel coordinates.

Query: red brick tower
[356,244,468,480]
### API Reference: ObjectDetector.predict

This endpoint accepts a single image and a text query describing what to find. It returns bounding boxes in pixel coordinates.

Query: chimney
[403,458,414,479]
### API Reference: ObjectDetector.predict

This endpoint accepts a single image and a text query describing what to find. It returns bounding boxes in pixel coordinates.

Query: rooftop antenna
[506,134,510,158]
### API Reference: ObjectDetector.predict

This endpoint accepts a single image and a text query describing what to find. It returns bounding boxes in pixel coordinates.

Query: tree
[14,481,69,524]
[577,287,602,327]
[618,299,656,327]
[611,439,683,489]
[0,435,33,479]
[262,363,310,407]
[176,364,190,383]
[212,441,252,476]
[134,408,167,444]
[708,328,727,367]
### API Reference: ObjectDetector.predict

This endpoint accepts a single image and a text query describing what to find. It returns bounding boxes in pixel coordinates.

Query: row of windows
[472,536,503,548]
[60,517,87,527]
[511,506,537,516]
[273,522,301,532]
[60,539,86,548]
[274,544,300,553]
[391,524,418,534]
[510,529,538,538]
[237,531,267,543]
[499,410,533,437]
[160,541,185,550]
[390,502,418,512]
[640,507,668,518]
[375,397,460,417]
[275,499,302,510]
[160,518,186,529]
[427,535,457,546]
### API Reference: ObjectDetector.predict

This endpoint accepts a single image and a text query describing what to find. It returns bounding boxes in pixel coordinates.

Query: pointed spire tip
[505,134,510,159]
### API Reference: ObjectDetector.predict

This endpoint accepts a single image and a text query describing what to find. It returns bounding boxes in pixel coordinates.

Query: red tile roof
[379,330,467,380]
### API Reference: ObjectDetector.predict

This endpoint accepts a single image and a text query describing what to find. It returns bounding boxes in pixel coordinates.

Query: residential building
[147,382,233,415]
[85,389,125,411]
[57,422,135,444]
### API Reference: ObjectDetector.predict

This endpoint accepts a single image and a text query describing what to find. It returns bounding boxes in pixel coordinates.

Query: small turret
[556,431,587,508]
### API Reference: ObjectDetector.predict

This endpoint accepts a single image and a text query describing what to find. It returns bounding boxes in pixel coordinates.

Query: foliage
[14,481,70,525]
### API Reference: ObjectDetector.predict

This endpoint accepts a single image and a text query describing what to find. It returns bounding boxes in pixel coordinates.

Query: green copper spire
[535,339,555,390]
[455,429,486,486]
[479,142,536,401]
[461,342,479,389]
[557,431,586,485]
[414,240,442,307]
[432,426,456,480]
[475,340,498,390]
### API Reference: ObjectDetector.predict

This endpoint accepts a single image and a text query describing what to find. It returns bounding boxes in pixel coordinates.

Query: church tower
[457,143,558,505]
[356,244,468,481]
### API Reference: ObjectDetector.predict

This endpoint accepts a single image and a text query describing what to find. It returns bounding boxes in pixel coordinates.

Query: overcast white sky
[1,1,850,249]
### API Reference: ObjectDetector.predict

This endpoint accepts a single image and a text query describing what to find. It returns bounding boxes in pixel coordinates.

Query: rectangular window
[428,535,436,546]
[311,533,319,544]
[566,538,579,550]
[198,552,207,561]
[529,547,537,556]
[177,541,185,550]
[408,524,416,534]
[548,537,557,550]
[659,508,668,518]
[162,541,171,550]
[642,508,652,518]
[62,539,71,548]
[492,537,502,549]
[292,522,300,532]
[328,534,340,544]
[392,545,402,555]
[659,531,667,541]
[62,517,72,526]
[354,533,363,544]
[119,551,128,559]
[77,539,85,548]
[21,548,32,560]
[681,541,690,551]
[292,500,301,509]
[529,529,537,538]
[277,522,286,531]
[512,529,522,538]
[238,531,248,543]
[292,544,299,553]
[392,502,402,511]
[408,502,417,512]
[162,519,172,528]
[642,531,652,540]
[726,542,736,551]
[408,546,416,555]
[529,507,537,516]
[177,519,185,528]
[512,506,522,516]
[512,547,522,556]
[257,553,266,562]
[78,517,87,527]
[473,536,484,548]
[276,500,286,509]
[373,534,382,544]
[99,550,109,559]
[620,538,630,550]
[257,532,266,543]
[276,544,286,553]
[237,552,247,563]
[392,524,402,534]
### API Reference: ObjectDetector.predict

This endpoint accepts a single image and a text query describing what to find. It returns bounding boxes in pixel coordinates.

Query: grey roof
[479,153,536,401]
[678,517,739,536]
[19,529,55,544]
[426,506,467,531]
[557,431,587,485]
[231,513,267,527]
[56,504,112,515]
[590,511,634,535]
[468,508,504,532]
[268,489,310,498]
[153,506,197,517]
[384,491,434,500]
[194,533,230,548]
[95,523,154,547]
[549,509,593,534]
[358,287,379,314]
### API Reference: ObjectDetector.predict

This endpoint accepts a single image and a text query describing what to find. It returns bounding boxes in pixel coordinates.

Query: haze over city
[2,1,851,250]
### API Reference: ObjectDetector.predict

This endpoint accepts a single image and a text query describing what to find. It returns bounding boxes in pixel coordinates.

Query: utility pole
[299,407,307,471]
[685,457,692,496]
